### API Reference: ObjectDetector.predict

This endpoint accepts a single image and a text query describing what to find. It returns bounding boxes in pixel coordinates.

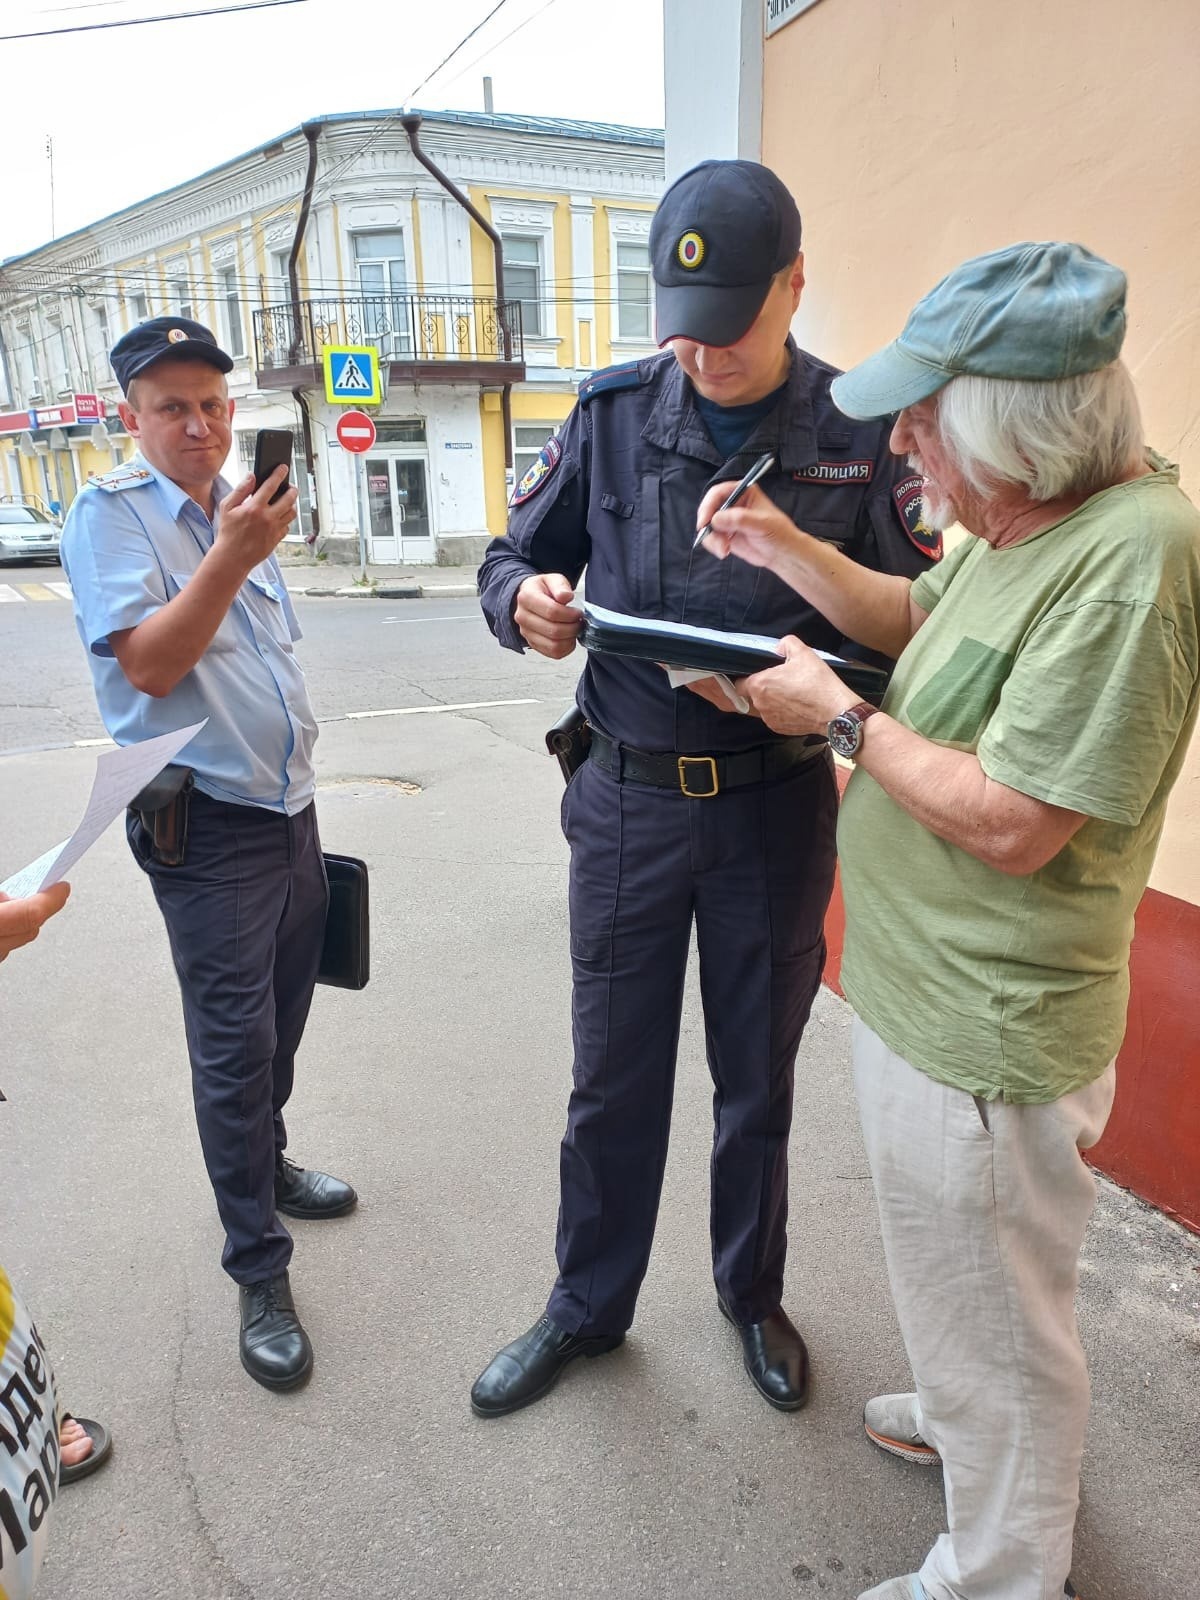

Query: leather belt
[588,727,826,797]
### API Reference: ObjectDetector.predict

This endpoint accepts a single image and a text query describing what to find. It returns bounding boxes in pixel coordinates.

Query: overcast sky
[3,0,665,261]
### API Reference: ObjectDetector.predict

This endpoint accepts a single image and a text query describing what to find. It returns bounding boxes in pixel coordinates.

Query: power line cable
[435,0,562,93]
[2,0,304,41]
[404,0,516,105]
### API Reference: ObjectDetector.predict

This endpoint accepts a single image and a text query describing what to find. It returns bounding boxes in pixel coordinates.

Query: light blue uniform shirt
[61,454,318,814]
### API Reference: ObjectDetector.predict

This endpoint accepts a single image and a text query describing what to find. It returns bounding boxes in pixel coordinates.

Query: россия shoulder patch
[510,436,563,506]
[893,473,943,560]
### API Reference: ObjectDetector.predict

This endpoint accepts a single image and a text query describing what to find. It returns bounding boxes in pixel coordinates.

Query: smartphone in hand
[252,429,294,505]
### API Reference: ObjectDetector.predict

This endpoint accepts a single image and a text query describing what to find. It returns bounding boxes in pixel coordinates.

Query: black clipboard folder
[579,601,890,705]
[318,853,370,990]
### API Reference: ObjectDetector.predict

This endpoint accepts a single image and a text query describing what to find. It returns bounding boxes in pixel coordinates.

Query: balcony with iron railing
[252,293,525,389]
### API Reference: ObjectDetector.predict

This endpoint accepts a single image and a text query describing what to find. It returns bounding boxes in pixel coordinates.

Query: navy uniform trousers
[128,790,328,1285]
[547,747,839,1337]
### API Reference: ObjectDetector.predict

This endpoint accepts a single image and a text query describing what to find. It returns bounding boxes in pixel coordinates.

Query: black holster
[129,764,195,867]
[545,704,591,784]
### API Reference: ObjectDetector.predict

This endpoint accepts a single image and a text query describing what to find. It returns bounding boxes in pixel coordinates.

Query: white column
[663,0,763,179]
[569,195,596,373]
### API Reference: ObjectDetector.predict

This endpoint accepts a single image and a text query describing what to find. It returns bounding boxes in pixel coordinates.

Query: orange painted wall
[760,0,1200,907]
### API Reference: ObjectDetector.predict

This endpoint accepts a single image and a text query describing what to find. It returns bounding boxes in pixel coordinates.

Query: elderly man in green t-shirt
[694,241,1200,1600]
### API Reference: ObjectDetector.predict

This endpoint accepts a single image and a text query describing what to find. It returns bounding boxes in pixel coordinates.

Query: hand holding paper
[0,720,206,899]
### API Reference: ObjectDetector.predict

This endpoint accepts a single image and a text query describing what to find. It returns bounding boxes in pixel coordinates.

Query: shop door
[364,453,434,564]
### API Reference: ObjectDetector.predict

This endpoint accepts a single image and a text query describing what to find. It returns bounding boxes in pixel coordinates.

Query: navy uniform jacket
[478,342,940,756]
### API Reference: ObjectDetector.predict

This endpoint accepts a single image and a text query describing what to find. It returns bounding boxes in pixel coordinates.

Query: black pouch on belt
[545,704,591,784]
[129,764,195,867]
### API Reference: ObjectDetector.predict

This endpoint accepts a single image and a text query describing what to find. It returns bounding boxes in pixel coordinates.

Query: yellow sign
[323,345,382,406]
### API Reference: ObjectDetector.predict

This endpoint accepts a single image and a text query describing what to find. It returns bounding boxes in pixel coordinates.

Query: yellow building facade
[0,110,664,562]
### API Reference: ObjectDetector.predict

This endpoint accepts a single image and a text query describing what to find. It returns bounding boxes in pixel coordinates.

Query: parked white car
[0,503,62,564]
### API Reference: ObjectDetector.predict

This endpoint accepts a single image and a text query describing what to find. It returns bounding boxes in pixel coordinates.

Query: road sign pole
[333,409,378,582]
[356,455,368,582]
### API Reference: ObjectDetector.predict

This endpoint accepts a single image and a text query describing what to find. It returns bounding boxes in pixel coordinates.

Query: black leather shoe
[274,1154,357,1220]
[239,1272,313,1391]
[470,1314,624,1418]
[718,1295,809,1411]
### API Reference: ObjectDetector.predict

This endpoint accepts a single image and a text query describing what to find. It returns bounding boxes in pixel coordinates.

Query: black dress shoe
[470,1314,624,1418]
[239,1272,313,1391]
[274,1154,357,1219]
[718,1296,809,1411]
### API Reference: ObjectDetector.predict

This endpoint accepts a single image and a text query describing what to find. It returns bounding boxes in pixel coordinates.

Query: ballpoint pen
[692,451,778,550]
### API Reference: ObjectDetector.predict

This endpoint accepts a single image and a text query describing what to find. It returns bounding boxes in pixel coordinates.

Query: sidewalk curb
[292,581,478,600]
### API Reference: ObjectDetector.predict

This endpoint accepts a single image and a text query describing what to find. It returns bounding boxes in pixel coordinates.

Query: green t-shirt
[839,457,1200,1102]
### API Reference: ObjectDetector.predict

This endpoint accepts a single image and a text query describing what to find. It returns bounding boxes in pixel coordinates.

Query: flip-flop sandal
[58,1414,113,1486]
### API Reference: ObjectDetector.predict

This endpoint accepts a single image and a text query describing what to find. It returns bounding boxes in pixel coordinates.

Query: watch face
[827,713,860,758]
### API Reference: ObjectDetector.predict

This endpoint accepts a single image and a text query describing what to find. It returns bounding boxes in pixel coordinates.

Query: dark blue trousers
[128,791,328,1285]
[547,751,839,1336]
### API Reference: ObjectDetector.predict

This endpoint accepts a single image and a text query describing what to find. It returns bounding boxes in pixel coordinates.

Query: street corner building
[0,107,665,568]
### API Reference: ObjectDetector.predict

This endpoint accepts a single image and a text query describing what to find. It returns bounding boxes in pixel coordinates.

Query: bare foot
[60,1416,93,1469]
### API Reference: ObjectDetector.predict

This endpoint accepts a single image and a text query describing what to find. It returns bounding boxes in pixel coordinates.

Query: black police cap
[649,160,802,348]
[110,316,234,392]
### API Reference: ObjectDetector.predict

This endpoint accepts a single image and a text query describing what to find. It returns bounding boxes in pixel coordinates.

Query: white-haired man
[695,241,1200,1600]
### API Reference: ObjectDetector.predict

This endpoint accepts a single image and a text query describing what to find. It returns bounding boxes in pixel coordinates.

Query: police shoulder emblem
[892,474,943,560]
[511,436,563,507]
[677,231,705,271]
[95,465,154,494]
[167,328,189,343]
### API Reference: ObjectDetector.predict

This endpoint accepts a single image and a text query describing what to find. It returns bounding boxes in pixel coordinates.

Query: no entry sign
[336,409,377,454]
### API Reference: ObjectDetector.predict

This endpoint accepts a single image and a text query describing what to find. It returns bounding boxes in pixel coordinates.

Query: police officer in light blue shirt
[61,316,357,1391]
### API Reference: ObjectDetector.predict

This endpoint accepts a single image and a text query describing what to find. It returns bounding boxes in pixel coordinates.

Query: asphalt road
[1,574,1197,1600]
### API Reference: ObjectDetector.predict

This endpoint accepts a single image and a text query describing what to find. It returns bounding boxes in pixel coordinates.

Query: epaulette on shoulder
[578,360,645,406]
[93,465,154,494]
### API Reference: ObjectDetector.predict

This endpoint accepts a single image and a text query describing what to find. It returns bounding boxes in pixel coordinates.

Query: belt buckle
[677,755,719,797]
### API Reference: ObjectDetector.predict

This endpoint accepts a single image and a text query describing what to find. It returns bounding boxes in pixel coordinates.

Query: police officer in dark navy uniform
[471,160,939,1419]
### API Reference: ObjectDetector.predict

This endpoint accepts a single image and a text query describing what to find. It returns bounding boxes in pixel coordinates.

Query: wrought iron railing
[253,294,523,372]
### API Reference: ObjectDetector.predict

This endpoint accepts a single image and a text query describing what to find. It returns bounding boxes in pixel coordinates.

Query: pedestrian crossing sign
[323,345,382,405]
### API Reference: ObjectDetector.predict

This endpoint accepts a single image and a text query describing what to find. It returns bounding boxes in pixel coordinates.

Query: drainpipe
[400,113,513,478]
[287,120,322,542]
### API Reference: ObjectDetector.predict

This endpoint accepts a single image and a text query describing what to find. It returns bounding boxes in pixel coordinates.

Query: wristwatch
[826,701,879,759]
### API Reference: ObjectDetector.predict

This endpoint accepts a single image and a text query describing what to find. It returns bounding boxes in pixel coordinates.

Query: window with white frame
[46,316,70,392]
[171,274,193,320]
[615,239,653,341]
[502,236,543,339]
[129,289,150,325]
[513,422,559,484]
[94,305,110,363]
[219,266,244,358]
[268,248,291,304]
[352,231,410,354]
[14,324,36,401]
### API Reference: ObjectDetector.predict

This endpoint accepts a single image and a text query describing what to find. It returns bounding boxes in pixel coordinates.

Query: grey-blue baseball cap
[831,241,1127,419]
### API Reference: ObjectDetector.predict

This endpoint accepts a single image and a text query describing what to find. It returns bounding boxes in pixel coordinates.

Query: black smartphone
[252,428,293,504]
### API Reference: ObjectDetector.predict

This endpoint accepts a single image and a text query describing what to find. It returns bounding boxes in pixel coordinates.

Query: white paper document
[664,667,752,715]
[0,720,206,898]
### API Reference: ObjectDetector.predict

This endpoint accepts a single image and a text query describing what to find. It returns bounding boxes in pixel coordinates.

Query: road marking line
[380,614,479,625]
[19,584,57,601]
[3,707,541,761]
[345,698,538,720]
[0,585,23,603]
[46,581,73,599]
